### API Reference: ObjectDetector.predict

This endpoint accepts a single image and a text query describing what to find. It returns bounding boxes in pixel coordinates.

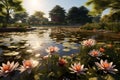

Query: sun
[22,0,41,15]
[29,0,39,6]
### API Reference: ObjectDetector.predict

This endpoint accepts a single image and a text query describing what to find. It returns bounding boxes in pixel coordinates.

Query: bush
[81,22,120,32]
[8,23,29,28]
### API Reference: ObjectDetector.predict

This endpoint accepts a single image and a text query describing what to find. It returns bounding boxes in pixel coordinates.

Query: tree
[86,0,120,15]
[13,12,29,23]
[0,0,24,27]
[28,11,48,26]
[33,11,45,19]
[49,5,66,24]
[67,6,92,24]
[66,7,79,24]
[101,11,120,22]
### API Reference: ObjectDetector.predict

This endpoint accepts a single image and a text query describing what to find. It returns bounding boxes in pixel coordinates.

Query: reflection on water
[0,27,120,63]
[0,28,80,57]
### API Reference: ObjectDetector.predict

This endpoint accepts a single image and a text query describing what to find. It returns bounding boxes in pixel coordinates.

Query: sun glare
[22,0,41,15]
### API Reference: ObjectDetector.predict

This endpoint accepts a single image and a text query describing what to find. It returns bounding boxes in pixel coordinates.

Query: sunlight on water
[26,28,52,50]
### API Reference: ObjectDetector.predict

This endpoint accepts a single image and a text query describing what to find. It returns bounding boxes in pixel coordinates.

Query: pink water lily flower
[88,49,102,57]
[0,61,19,77]
[69,62,87,74]
[95,60,118,74]
[81,39,96,47]
[46,46,59,54]
[19,59,38,73]
[58,57,67,67]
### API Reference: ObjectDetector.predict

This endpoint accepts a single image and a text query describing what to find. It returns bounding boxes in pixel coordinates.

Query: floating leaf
[63,48,70,52]
[71,46,78,49]
[63,42,71,48]
[4,51,19,56]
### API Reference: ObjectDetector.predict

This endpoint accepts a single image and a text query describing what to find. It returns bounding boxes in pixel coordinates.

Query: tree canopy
[28,11,48,26]
[86,0,120,15]
[0,0,24,26]
[13,12,28,23]
[49,5,66,24]
[67,6,92,24]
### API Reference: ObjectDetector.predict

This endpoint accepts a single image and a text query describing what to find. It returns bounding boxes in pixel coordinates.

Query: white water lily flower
[95,60,118,74]
[88,49,102,57]
[0,61,19,77]
[81,39,96,47]
[46,46,59,54]
[19,59,39,73]
[69,62,87,74]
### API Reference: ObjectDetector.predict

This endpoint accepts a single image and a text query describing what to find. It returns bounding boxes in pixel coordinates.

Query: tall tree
[86,0,120,15]
[0,0,24,27]
[67,7,79,24]
[49,5,66,24]
[67,6,92,24]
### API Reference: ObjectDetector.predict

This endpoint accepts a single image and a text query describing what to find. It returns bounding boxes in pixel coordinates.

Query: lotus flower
[88,49,102,57]
[46,46,59,54]
[0,61,19,77]
[81,39,96,47]
[95,60,118,74]
[69,62,87,74]
[19,59,38,73]
[58,57,67,66]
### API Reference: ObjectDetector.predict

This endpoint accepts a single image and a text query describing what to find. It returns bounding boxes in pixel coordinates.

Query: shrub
[81,22,120,32]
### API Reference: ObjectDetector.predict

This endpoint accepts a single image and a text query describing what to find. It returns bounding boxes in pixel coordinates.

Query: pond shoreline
[0,27,36,32]
[51,27,120,40]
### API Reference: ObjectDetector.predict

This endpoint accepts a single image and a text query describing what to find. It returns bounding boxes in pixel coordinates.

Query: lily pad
[71,38,78,41]
[63,42,71,48]
[97,42,106,45]
[63,48,70,52]
[4,51,19,56]
[26,49,33,53]
[19,46,26,49]
[71,46,78,49]
[8,46,18,49]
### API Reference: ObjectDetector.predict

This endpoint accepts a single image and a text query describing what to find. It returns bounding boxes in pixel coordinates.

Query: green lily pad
[63,42,71,48]
[97,42,106,45]
[71,38,78,41]
[8,46,18,49]
[71,46,78,49]
[63,48,70,52]
[4,51,19,56]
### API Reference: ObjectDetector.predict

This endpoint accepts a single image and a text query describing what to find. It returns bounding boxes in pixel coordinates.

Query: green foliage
[81,22,120,32]
[13,12,29,23]
[28,11,48,26]
[8,23,29,28]
[86,0,120,15]
[67,6,92,24]
[0,0,24,27]
[49,5,66,24]
[101,11,120,22]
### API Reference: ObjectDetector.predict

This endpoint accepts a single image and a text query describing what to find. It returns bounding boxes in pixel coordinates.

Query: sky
[22,0,109,18]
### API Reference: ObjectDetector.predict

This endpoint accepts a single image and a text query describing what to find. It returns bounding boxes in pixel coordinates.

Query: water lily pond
[0,27,120,80]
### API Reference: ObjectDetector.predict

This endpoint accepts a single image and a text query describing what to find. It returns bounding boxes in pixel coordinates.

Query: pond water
[0,27,120,63]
